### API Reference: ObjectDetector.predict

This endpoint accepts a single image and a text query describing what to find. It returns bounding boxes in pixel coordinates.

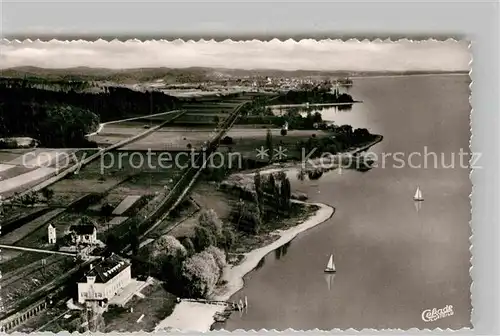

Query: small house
[70,224,97,245]
[47,224,57,244]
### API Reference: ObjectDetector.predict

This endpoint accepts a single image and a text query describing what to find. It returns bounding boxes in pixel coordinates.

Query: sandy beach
[155,201,334,332]
[154,301,226,332]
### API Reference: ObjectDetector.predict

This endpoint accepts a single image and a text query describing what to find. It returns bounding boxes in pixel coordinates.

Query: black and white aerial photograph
[0,39,472,332]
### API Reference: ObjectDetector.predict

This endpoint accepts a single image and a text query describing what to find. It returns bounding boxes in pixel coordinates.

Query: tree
[205,246,227,270]
[159,249,186,291]
[235,201,261,235]
[105,233,120,253]
[253,172,263,217]
[180,237,196,256]
[267,173,276,195]
[265,128,273,162]
[280,177,292,211]
[101,202,114,216]
[149,235,187,260]
[80,215,96,226]
[181,251,221,298]
[198,209,223,242]
[220,227,236,251]
[129,221,140,256]
[41,188,54,201]
[193,225,215,252]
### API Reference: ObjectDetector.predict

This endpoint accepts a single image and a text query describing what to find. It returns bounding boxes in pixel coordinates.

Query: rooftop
[70,224,96,235]
[80,253,130,284]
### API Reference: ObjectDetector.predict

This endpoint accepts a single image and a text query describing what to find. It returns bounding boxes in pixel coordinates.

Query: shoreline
[153,134,381,332]
[244,134,384,176]
[155,201,335,332]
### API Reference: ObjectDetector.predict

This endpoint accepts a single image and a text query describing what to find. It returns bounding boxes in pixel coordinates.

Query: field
[0,149,79,197]
[118,126,215,151]
[89,122,152,146]
[0,208,65,245]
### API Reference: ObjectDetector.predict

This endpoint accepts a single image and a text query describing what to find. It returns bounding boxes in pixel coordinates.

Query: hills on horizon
[1,66,469,83]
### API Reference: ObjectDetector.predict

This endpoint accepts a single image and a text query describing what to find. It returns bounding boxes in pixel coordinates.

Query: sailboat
[324,254,336,273]
[413,186,424,201]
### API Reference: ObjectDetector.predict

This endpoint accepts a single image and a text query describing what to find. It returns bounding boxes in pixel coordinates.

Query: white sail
[244,296,248,308]
[325,254,335,272]
[414,187,423,201]
[327,255,333,269]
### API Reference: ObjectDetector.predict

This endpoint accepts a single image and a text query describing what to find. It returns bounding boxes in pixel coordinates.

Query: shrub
[158,250,186,291]
[193,225,215,252]
[101,202,114,216]
[149,235,187,260]
[181,251,220,298]
[198,209,223,238]
[180,237,196,256]
[220,227,236,250]
[205,246,227,270]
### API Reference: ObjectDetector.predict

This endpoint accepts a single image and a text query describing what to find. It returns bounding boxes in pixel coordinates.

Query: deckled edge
[0,37,474,335]
[0,37,468,43]
[467,39,475,332]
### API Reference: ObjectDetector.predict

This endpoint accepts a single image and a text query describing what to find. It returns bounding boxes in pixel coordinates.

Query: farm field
[0,208,65,245]
[118,127,215,151]
[112,195,142,215]
[89,122,149,147]
[0,149,80,197]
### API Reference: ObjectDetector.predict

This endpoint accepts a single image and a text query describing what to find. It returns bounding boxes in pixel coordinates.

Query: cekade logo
[421,305,454,322]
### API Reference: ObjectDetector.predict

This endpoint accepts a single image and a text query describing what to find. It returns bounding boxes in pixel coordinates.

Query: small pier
[179,298,242,311]
[179,296,249,323]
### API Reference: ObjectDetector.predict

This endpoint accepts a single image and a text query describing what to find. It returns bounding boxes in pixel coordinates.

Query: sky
[0,39,470,72]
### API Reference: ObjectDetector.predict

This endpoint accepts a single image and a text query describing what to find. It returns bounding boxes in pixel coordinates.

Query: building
[70,224,97,245]
[77,254,132,305]
[47,224,56,244]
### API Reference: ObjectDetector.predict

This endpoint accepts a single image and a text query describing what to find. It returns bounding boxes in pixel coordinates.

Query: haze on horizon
[0,39,470,72]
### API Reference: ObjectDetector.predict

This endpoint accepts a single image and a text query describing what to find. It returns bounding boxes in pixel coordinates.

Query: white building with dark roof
[47,224,56,244]
[77,254,132,304]
[70,224,97,245]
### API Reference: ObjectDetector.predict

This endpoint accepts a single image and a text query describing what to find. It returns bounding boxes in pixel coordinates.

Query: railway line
[0,93,270,332]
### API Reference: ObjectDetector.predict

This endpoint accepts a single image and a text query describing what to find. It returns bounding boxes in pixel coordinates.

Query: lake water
[216,74,472,330]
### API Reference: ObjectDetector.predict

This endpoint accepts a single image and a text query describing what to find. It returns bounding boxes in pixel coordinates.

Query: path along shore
[155,200,335,332]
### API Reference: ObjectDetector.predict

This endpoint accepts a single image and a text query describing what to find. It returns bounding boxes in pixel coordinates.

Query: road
[86,110,182,137]
[0,244,78,257]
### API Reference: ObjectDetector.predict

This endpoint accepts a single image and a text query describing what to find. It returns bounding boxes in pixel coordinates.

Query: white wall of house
[77,265,132,304]
[48,225,56,244]
[74,229,97,245]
